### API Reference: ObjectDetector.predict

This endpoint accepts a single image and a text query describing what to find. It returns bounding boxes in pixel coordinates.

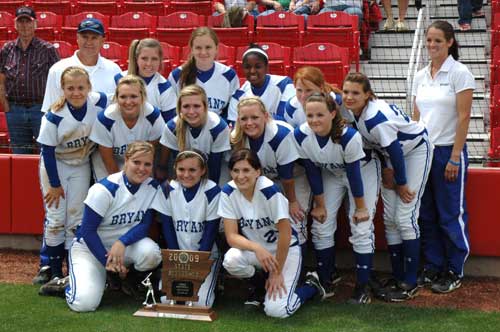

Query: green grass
[2,283,500,332]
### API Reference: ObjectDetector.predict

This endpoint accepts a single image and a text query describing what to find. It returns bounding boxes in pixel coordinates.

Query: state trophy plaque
[134,249,216,321]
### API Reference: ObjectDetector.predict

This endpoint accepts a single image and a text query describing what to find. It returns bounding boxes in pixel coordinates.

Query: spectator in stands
[213,0,260,17]
[0,6,60,154]
[41,18,121,114]
[412,20,474,293]
[289,0,320,16]
[114,38,177,123]
[320,0,363,29]
[457,0,483,31]
[381,0,409,31]
[259,0,291,15]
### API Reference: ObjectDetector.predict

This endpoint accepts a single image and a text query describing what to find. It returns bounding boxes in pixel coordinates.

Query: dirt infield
[1,249,499,312]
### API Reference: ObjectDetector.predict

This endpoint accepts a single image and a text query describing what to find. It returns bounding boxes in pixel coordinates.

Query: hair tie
[242,48,269,60]
[177,150,208,164]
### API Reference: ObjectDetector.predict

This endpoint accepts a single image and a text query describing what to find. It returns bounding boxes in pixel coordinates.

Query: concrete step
[361,63,489,78]
[372,31,487,47]
[387,3,487,19]
[371,46,486,62]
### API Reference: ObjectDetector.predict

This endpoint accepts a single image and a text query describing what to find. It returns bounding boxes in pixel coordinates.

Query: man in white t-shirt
[41,18,121,113]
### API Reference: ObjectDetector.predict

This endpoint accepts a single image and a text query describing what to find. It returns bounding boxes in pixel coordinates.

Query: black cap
[77,18,105,36]
[15,6,36,21]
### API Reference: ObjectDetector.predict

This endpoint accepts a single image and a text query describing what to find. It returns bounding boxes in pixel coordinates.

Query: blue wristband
[448,159,460,167]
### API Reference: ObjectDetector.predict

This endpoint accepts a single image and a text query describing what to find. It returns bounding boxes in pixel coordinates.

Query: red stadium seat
[159,42,181,77]
[255,12,305,47]
[35,11,63,41]
[181,42,236,66]
[108,12,156,45]
[165,1,213,16]
[156,12,205,47]
[75,0,121,16]
[305,11,360,70]
[31,1,74,16]
[51,40,75,58]
[100,41,127,68]
[0,1,25,15]
[0,11,14,40]
[235,42,291,77]
[121,1,166,16]
[207,13,255,47]
[291,43,350,88]
[61,11,110,43]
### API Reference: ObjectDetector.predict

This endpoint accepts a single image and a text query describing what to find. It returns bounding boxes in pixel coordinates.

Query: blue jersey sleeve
[118,209,154,246]
[198,218,220,252]
[277,161,294,180]
[386,140,407,185]
[345,160,364,198]
[41,144,61,187]
[79,205,107,266]
[301,158,323,195]
[159,213,180,250]
[208,152,223,184]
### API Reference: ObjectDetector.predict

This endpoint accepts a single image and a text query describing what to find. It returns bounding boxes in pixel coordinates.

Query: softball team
[35,21,468,314]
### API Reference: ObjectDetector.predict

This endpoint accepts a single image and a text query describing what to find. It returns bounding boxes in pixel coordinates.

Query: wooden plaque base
[134,303,217,322]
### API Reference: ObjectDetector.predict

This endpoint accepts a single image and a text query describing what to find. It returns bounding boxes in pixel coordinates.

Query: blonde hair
[51,66,91,112]
[113,74,148,105]
[176,85,208,151]
[127,38,163,76]
[124,141,155,162]
[179,27,219,88]
[231,96,269,150]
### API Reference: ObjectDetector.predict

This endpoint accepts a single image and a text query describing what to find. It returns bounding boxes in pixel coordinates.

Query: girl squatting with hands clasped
[66,142,162,312]
[37,66,108,295]
[219,149,325,318]
[343,73,433,302]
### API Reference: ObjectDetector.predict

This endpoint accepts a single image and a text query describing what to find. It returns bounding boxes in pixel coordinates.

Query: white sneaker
[383,18,395,30]
[395,20,409,32]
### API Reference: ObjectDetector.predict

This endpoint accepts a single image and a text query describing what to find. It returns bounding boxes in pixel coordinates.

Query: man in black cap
[41,17,121,113]
[0,6,60,154]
